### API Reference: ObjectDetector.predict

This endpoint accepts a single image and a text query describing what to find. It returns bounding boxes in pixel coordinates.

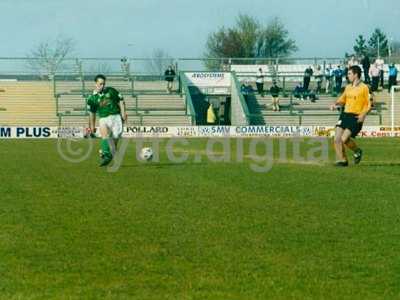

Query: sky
[0,0,399,59]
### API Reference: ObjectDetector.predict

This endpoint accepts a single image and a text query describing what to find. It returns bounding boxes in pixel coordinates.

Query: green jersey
[87,87,124,118]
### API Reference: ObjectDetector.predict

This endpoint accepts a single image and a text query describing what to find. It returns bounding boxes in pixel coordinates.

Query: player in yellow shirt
[330,65,371,167]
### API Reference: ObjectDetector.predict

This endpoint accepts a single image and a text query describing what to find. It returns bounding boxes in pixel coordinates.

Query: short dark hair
[349,65,362,79]
[94,74,106,82]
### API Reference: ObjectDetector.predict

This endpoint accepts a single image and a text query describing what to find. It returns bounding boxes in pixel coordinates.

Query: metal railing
[0,56,399,77]
[179,71,197,125]
[231,72,251,125]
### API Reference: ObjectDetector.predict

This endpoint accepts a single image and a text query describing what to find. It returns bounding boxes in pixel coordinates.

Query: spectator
[344,64,350,84]
[218,102,226,125]
[308,89,318,102]
[369,63,380,92]
[333,65,343,94]
[325,64,333,93]
[375,57,385,88]
[207,103,217,124]
[241,80,254,105]
[388,64,398,93]
[256,68,265,97]
[314,65,323,94]
[303,66,313,91]
[348,55,359,67]
[361,54,371,83]
[270,80,281,111]
[293,82,305,100]
[367,84,375,108]
[164,65,176,93]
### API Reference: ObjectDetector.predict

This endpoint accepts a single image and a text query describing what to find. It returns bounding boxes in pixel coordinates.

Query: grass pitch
[1,138,400,299]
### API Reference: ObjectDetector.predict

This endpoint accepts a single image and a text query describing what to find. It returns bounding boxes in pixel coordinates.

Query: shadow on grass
[359,162,400,167]
[119,162,209,169]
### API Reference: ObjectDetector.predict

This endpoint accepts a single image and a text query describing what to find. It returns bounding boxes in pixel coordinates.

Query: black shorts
[336,113,363,138]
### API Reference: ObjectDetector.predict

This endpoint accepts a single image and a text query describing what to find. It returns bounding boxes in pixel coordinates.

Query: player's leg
[345,138,358,152]
[334,127,348,165]
[340,128,353,146]
[99,117,113,166]
[275,97,280,111]
[344,133,363,164]
[110,114,124,156]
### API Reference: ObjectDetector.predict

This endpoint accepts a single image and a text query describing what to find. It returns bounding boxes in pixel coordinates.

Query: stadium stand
[233,71,398,126]
[0,81,57,126]
[56,77,193,127]
[0,62,398,127]
[245,92,387,126]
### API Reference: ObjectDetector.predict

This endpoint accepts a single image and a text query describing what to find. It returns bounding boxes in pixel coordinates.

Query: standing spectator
[369,63,380,92]
[241,80,254,105]
[256,68,265,97]
[388,64,398,93]
[361,54,371,83]
[348,55,359,67]
[368,84,375,108]
[303,66,313,91]
[270,80,281,111]
[344,63,350,84]
[314,65,323,94]
[207,102,217,124]
[375,57,385,88]
[325,64,333,93]
[218,101,226,125]
[164,65,176,93]
[333,65,343,94]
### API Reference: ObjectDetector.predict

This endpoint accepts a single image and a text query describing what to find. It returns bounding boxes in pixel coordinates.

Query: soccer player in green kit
[87,74,127,166]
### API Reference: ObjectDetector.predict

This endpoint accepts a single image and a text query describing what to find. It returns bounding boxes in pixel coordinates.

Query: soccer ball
[139,147,153,161]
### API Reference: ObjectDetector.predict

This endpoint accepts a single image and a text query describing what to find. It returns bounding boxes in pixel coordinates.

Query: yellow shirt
[337,82,371,115]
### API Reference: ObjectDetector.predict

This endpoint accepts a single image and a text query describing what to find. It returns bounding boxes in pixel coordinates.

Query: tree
[255,17,298,59]
[353,35,368,57]
[27,35,75,78]
[204,14,297,70]
[368,28,389,57]
[146,48,174,75]
[390,40,400,56]
[204,15,259,70]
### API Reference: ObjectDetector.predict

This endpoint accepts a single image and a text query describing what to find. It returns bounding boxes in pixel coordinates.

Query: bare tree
[27,35,76,78]
[146,48,174,75]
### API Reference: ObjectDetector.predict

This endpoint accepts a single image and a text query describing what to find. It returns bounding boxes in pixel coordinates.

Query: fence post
[289,94,293,114]
[283,76,286,97]
[132,75,135,96]
[52,74,57,98]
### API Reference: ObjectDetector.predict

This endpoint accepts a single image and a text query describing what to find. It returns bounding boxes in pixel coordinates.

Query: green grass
[1,138,400,299]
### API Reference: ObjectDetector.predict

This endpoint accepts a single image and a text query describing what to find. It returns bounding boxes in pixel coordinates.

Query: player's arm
[119,100,127,123]
[87,95,97,135]
[330,87,346,110]
[357,86,372,123]
[116,90,127,123]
